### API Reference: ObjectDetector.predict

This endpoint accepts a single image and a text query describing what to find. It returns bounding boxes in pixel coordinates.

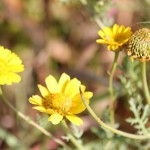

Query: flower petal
[33,106,46,112]
[45,109,54,114]
[66,114,83,126]
[98,30,106,39]
[64,78,81,99]
[38,84,50,97]
[96,39,110,44]
[70,92,93,114]
[7,73,21,84]
[80,85,86,92]
[112,24,118,35]
[103,27,113,38]
[45,75,59,93]
[29,95,43,105]
[58,73,70,92]
[0,75,5,85]
[48,113,63,125]
[117,26,122,34]
[8,64,24,72]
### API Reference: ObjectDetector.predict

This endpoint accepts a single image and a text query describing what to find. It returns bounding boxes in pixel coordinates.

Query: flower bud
[127,28,150,62]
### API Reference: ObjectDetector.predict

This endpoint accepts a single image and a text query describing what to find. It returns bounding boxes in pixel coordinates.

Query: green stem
[141,62,150,107]
[61,120,85,150]
[109,51,119,126]
[0,91,65,147]
[80,88,150,140]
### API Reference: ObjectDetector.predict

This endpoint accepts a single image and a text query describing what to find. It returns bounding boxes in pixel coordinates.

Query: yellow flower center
[114,35,122,43]
[43,93,72,115]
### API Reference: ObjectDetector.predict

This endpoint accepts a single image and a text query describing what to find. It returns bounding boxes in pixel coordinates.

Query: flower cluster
[29,73,93,126]
[96,24,133,51]
[0,46,24,85]
[3,23,148,128]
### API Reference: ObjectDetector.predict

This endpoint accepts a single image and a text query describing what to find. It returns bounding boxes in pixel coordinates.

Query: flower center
[43,93,72,115]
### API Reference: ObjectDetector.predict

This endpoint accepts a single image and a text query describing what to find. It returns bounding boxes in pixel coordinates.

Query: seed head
[127,28,150,62]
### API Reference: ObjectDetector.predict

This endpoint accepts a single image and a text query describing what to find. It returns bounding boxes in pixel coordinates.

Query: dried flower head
[127,28,150,62]
[0,46,24,85]
[96,24,133,51]
[29,73,93,126]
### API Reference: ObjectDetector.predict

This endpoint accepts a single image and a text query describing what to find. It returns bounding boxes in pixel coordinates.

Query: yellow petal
[98,30,106,39]
[29,95,43,105]
[0,75,5,85]
[118,25,124,33]
[124,27,132,35]
[8,73,21,83]
[33,106,46,112]
[0,46,4,53]
[7,54,22,65]
[58,73,70,92]
[45,75,59,93]
[96,39,109,44]
[80,85,86,92]
[111,45,118,51]
[38,84,50,97]
[66,115,83,126]
[113,24,119,35]
[83,91,93,99]
[0,47,11,59]
[64,78,81,99]
[108,45,118,51]
[70,92,93,114]
[48,113,63,125]
[103,27,113,38]
[0,73,21,85]
[45,109,54,114]
[107,45,112,50]
[0,74,9,85]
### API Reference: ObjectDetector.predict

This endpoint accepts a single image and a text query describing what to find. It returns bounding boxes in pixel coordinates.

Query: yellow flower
[127,28,150,62]
[96,24,133,51]
[0,46,24,85]
[29,73,93,126]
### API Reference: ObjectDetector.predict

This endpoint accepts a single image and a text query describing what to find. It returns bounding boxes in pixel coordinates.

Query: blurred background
[0,0,150,149]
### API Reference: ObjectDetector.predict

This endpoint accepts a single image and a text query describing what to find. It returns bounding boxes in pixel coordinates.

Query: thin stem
[94,17,105,29]
[61,120,85,150]
[80,88,150,140]
[0,92,65,147]
[141,62,150,107]
[108,51,119,126]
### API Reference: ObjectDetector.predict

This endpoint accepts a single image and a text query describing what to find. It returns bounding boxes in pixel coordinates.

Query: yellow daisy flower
[29,73,93,126]
[0,46,24,85]
[96,24,133,51]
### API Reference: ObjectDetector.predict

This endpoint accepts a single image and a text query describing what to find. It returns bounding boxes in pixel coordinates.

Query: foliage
[1,0,150,150]
[126,98,150,135]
